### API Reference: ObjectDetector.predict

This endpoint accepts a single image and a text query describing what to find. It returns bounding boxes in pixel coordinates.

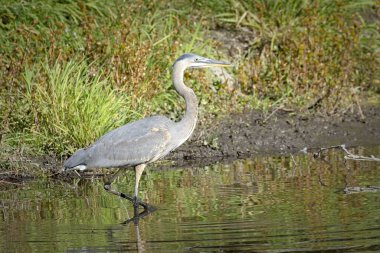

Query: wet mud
[168,106,380,166]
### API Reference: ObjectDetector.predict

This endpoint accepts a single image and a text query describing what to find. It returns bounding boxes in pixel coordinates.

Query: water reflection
[0,147,379,252]
[134,221,146,253]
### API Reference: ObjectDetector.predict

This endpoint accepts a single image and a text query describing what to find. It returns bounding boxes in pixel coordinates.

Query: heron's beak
[204,59,231,67]
[192,57,232,68]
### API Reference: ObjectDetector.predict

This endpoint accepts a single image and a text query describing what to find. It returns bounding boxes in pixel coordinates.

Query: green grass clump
[14,60,131,154]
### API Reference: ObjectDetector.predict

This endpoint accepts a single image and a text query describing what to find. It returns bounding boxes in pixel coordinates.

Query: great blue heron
[63,53,231,210]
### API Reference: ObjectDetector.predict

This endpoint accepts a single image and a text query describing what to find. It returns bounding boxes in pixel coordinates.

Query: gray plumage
[63,53,231,208]
[64,116,174,168]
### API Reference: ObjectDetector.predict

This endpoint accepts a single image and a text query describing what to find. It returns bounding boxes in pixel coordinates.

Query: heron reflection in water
[63,53,231,216]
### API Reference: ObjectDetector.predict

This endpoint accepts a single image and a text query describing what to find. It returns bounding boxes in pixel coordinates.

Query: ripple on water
[0,147,380,252]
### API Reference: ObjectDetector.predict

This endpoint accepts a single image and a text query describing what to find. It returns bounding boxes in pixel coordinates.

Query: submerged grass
[0,0,379,157]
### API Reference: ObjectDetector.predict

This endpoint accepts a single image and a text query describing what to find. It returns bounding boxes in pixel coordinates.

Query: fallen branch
[301,144,380,162]
[344,186,380,194]
[262,106,283,124]
[340,145,380,161]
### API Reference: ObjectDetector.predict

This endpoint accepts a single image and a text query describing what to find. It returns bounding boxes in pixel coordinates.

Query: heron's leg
[103,167,150,210]
[133,164,146,209]
[104,169,134,202]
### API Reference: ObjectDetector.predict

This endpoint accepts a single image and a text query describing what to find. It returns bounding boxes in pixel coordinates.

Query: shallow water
[1,147,380,252]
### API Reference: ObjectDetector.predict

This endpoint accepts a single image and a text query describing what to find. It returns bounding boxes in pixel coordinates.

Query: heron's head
[173,53,231,69]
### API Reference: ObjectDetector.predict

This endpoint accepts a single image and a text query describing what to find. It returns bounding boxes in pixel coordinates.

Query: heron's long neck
[172,64,198,136]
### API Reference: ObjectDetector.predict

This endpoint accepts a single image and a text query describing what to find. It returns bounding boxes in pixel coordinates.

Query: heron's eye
[195,58,199,62]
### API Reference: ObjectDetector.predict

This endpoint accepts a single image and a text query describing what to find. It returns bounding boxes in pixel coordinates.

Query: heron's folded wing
[94,127,171,166]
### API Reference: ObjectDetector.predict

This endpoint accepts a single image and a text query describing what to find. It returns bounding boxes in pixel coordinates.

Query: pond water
[1,147,380,252]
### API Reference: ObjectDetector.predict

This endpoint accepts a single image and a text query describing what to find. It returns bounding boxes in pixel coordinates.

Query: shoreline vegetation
[0,0,379,175]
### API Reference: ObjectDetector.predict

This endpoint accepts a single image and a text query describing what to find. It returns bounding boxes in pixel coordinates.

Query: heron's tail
[63,148,88,170]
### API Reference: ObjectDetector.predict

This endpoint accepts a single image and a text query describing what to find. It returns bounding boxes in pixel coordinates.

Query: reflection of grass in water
[1,149,380,251]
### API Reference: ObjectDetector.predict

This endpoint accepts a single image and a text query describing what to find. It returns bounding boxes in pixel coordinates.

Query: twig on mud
[262,106,282,124]
[308,144,380,162]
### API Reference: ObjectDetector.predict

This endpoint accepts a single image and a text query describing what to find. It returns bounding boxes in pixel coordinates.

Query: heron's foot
[103,182,134,202]
[133,196,150,211]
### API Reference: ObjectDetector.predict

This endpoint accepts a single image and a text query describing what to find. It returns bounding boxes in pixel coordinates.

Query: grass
[211,0,379,111]
[20,60,131,154]
[0,0,218,154]
[0,0,379,157]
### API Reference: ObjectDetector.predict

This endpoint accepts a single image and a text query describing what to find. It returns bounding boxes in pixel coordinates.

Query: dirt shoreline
[167,105,380,166]
[1,105,379,180]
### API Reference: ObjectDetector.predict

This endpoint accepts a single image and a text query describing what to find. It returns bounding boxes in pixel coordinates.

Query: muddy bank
[168,105,380,166]
[1,106,379,180]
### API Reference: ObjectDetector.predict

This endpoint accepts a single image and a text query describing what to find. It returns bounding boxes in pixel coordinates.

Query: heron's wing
[89,118,173,167]
[108,127,171,164]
